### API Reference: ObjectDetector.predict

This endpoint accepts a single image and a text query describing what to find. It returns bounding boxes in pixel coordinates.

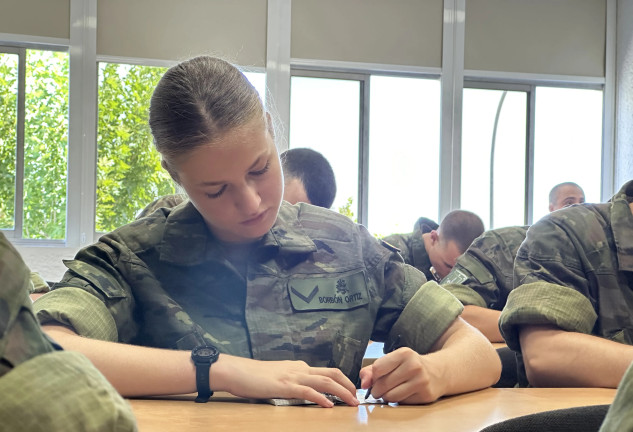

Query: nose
[235,183,261,215]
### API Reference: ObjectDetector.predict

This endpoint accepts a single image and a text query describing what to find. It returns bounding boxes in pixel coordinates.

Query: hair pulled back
[149,56,265,166]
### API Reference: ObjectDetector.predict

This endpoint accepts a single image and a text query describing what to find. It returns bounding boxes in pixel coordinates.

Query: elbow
[522,351,553,387]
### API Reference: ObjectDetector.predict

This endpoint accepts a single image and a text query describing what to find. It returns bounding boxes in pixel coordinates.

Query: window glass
[533,87,602,222]
[462,88,527,229]
[243,71,266,104]
[23,50,69,239]
[96,62,172,232]
[289,76,360,217]
[368,75,441,237]
[0,53,18,230]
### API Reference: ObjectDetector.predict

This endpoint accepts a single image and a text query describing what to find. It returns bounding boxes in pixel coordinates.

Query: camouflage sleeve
[389,280,464,354]
[33,235,139,343]
[499,282,597,351]
[440,252,493,308]
[33,287,118,341]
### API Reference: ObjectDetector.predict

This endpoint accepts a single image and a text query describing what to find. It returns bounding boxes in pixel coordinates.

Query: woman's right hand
[214,355,359,408]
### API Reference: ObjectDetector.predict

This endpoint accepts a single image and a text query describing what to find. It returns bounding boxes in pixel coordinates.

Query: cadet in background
[381,210,485,282]
[500,180,633,388]
[280,147,336,209]
[548,181,585,212]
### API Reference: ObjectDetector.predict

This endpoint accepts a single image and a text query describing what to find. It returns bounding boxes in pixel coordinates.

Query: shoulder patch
[380,239,401,253]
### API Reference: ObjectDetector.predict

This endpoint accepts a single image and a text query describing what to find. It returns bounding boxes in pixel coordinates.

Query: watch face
[193,345,219,360]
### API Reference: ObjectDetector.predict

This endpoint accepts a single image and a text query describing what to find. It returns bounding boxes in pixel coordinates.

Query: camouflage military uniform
[0,233,136,431]
[34,202,462,384]
[599,361,633,432]
[135,193,188,219]
[381,217,439,282]
[441,226,528,310]
[500,180,633,386]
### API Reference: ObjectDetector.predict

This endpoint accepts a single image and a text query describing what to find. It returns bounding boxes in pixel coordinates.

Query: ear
[162,159,181,185]
[430,230,440,244]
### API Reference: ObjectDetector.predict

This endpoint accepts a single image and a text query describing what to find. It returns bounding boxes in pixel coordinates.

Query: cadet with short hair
[441,226,528,342]
[382,210,485,282]
[548,181,585,212]
[280,147,336,209]
[34,56,500,407]
[0,232,137,431]
[500,180,633,388]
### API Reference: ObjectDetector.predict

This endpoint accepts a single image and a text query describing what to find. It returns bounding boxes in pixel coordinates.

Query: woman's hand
[359,347,444,404]
[215,355,360,408]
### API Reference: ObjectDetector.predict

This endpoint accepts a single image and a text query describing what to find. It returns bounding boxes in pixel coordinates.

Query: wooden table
[129,387,615,431]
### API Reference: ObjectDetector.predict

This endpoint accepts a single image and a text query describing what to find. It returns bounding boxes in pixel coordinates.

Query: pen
[364,387,372,400]
[364,335,401,400]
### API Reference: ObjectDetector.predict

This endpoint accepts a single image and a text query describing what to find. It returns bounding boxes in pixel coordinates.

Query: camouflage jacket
[34,202,462,383]
[441,226,528,310]
[135,193,188,220]
[381,217,439,282]
[500,180,633,385]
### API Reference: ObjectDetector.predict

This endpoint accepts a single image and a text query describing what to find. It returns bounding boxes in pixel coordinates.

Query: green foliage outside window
[0,54,17,231]
[0,50,69,239]
[96,63,174,232]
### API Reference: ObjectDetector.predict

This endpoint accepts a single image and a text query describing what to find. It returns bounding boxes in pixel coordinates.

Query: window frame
[0,44,70,246]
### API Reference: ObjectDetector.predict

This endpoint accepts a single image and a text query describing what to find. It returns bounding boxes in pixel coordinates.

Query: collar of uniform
[264,202,318,255]
[159,201,213,265]
[158,201,317,265]
[411,219,434,280]
[611,182,633,272]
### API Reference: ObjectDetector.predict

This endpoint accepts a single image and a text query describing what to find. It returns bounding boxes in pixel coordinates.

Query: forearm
[520,325,633,388]
[461,305,503,342]
[427,318,501,397]
[43,325,197,397]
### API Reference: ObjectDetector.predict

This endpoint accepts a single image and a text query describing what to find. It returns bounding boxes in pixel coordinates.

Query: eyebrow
[196,154,266,187]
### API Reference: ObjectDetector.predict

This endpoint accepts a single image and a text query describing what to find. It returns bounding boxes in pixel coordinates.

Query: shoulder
[278,201,359,241]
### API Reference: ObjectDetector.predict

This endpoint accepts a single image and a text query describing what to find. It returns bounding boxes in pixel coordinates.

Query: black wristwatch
[191,345,220,403]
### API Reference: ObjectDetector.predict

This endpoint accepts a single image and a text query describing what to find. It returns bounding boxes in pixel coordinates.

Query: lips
[241,209,267,226]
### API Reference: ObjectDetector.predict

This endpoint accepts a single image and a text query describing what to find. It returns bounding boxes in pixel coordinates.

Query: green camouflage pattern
[0,232,137,431]
[500,180,633,386]
[381,217,439,282]
[0,232,55,377]
[35,202,463,384]
[441,226,528,310]
[599,361,633,432]
[135,193,188,220]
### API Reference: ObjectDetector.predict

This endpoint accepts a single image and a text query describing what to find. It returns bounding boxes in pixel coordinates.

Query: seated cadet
[500,180,633,388]
[381,210,485,282]
[441,181,586,343]
[34,56,501,407]
[0,232,136,431]
[280,147,336,209]
[136,148,337,219]
[549,181,585,212]
[441,226,529,343]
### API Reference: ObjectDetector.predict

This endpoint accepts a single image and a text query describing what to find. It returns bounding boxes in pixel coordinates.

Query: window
[289,74,361,219]
[96,62,171,233]
[462,84,603,229]
[0,48,69,240]
[368,75,441,237]
[462,87,528,229]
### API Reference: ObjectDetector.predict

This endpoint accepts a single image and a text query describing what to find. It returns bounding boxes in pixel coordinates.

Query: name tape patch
[288,271,368,311]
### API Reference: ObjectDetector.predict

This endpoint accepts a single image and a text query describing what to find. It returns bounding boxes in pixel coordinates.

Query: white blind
[465,0,606,77]
[97,0,267,66]
[0,0,69,40]
[291,0,443,67]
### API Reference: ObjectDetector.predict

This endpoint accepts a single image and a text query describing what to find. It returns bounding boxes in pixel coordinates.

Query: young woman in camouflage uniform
[34,56,500,407]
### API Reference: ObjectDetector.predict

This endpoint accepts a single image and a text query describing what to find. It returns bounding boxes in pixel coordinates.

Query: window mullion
[14,48,26,239]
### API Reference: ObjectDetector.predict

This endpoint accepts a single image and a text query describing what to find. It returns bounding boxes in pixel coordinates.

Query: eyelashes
[204,161,270,199]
